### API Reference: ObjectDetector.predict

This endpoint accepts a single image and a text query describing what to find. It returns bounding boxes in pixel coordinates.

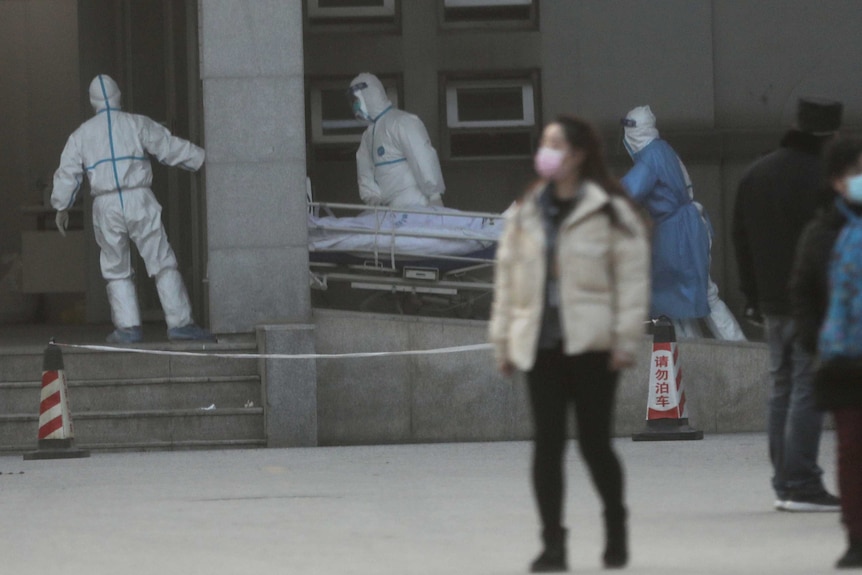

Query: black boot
[530,527,567,572]
[836,537,862,569]
[602,509,628,569]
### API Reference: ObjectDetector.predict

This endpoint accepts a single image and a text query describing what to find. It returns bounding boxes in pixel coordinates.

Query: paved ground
[0,432,846,575]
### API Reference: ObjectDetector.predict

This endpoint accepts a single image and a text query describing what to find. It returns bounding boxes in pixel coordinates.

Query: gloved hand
[55,210,69,237]
[364,194,383,207]
[743,304,764,327]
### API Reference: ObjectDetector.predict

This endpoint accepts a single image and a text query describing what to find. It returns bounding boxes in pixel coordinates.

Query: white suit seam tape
[86,155,149,171]
[99,75,124,198]
[375,158,407,167]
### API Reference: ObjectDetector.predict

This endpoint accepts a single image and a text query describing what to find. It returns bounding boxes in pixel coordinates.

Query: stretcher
[308,201,505,318]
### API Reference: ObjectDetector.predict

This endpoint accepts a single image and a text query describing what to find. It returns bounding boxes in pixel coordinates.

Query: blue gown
[622,139,710,319]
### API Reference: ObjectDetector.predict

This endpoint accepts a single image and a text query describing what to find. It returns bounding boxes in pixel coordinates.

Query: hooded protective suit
[52,74,209,342]
[349,73,445,208]
[621,106,711,321]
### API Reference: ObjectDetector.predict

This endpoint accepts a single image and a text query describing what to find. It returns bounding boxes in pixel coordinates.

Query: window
[446,81,535,129]
[440,71,540,159]
[439,0,538,30]
[306,0,400,28]
[308,75,401,146]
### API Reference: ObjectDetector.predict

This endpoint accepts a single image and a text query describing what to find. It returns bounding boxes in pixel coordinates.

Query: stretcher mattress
[308,207,504,257]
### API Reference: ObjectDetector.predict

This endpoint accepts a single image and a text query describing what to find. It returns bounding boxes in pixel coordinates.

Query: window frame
[305,0,402,33]
[437,0,539,31]
[445,79,535,129]
[439,69,541,161]
[307,0,396,20]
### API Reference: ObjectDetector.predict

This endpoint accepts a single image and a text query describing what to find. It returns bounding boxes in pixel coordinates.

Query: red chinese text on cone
[23,344,90,460]
[632,318,703,441]
[646,342,686,419]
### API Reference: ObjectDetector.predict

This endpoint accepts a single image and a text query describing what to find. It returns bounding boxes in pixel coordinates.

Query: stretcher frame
[308,201,504,316]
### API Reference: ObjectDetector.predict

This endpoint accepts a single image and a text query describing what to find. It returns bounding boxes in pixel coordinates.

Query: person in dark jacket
[733,97,843,512]
[791,136,862,568]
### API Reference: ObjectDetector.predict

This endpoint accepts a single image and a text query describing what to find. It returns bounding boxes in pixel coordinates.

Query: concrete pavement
[0,432,846,574]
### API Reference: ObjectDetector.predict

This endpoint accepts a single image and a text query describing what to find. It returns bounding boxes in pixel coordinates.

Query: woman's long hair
[532,114,648,233]
[554,114,626,199]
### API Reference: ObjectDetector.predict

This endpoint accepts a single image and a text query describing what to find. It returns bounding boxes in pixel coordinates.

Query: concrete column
[257,324,317,447]
[199,0,309,333]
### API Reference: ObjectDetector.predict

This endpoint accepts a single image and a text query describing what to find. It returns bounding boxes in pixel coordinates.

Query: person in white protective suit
[621,105,746,341]
[348,73,445,208]
[52,74,215,344]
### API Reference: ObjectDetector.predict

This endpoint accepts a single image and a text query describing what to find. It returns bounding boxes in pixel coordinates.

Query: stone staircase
[0,336,265,453]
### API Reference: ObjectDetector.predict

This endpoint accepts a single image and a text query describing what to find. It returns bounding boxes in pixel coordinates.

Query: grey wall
[713,0,862,128]
[542,0,716,127]
[312,309,771,445]
[200,0,309,332]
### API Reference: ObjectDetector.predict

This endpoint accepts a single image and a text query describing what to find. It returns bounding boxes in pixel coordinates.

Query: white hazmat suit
[52,74,213,343]
[349,73,445,208]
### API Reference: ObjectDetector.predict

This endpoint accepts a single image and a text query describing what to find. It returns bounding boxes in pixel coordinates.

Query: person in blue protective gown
[348,73,445,209]
[620,105,744,340]
[52,74,215,344]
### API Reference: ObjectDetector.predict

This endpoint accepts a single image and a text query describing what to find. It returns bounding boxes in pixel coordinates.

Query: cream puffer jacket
[489,181,651,371]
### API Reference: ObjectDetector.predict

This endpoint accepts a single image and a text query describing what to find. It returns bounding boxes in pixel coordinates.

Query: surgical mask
[622,136,635,159]
[348,82,372,123]
[846,173,862,204]
[620,118,636,159]
[534,147,566,180]
[352,98,368,121]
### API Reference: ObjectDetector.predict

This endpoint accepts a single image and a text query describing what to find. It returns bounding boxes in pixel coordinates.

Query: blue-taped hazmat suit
[621,105,744,340]
[51,74,211,342]
[349,73,445,208]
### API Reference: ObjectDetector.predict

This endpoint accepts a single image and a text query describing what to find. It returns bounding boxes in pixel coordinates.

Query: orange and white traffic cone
[23,343,90,460]
[632,317,703,441]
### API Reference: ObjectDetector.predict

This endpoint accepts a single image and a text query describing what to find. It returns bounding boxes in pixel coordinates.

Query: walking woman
[489,115,650,571]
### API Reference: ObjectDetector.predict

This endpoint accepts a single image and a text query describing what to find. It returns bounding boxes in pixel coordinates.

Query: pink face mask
[534,146,566,180]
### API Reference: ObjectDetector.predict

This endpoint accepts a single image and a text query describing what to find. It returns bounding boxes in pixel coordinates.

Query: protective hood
[89,74,122,113]
[348,73,392,122]
[623,105,659,156]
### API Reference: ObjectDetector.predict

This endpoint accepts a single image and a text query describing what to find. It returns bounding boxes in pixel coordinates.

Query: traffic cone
[23,343,90,460]
[632,317,703,441]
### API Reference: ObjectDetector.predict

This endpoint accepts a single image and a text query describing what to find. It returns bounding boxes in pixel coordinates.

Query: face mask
[847,173,862,204]
[351,98,367,120]
[622,136,635,160]
[348,82,372,123]
[534,147,566,180]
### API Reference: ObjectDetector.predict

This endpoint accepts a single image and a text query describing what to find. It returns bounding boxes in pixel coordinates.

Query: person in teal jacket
[621,106,743,339]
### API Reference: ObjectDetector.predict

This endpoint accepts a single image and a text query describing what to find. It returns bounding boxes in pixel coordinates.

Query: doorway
[78,0,207,326]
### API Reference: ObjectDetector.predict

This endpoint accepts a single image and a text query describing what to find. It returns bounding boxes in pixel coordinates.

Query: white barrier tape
[53,342,493,360]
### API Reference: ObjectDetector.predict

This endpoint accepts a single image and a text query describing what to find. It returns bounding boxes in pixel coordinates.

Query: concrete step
[0,337,260,383]
[0,376,262,414]
[1,407,265,453]
[0,335,266,452]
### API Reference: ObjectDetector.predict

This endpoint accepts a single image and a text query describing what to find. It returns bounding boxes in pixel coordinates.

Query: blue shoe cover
[168,323,217,342]
[106,326,143,344]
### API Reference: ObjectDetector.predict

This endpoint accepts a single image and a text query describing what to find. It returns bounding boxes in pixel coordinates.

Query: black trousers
[527,347,625,533]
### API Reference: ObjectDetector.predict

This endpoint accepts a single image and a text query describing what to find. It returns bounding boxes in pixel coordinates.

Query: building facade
[1,1,861,445]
